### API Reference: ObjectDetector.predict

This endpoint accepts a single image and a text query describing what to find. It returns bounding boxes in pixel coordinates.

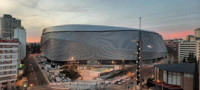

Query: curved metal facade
[41,25,167,61]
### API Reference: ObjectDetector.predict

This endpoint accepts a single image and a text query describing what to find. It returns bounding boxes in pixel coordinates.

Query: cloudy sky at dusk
[0,0,200,42]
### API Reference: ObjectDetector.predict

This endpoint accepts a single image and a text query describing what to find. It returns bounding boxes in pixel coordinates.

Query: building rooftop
[42,24,156,34]
[155,63,198,74]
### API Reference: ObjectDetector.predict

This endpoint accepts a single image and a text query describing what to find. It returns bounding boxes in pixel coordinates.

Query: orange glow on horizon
[27,37,40,43]
[159,30,194,40]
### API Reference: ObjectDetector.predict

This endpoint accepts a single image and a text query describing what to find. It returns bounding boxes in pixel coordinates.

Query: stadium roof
[155,63,198,74]
[42,24,156,34]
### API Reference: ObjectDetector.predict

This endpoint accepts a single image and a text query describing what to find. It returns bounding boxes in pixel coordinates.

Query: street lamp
[71,57,74,61]
[71,56,74,64]
[29,83,33,87]
[112,60,115,65]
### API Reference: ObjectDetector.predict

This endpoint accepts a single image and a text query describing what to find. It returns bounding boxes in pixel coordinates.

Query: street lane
[24,55,49,87]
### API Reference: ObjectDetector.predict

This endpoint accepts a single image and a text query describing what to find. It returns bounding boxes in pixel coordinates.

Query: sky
[0,0,200,42]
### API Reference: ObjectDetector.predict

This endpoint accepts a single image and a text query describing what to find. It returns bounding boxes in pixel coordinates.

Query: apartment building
[0,39,19,89]
[164,38,183,57]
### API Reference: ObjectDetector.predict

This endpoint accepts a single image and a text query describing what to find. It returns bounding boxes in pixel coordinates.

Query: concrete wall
[159,70,163,81]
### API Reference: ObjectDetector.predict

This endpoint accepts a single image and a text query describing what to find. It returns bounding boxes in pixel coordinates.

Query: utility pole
[136,17,142,90]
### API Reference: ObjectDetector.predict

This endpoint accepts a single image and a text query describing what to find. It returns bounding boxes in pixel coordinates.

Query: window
[168,72,172,84]
[184,73,193,78]
[177,73,181,85]
[172,72,177,85]
[2,82,7,85]
[163,70,167,82]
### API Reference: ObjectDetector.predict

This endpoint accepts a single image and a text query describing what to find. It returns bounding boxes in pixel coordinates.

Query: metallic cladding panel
[42,24,135,33]
[41,30,167,61]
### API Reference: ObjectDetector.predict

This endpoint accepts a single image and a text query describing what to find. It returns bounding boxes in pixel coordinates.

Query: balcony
[0,73,16,78]
[0,48,18,51]
[0,58,18,61]
[0,78,16,83]
[0,53,18,56]
[0,68,17,72]
[0,63,17,66]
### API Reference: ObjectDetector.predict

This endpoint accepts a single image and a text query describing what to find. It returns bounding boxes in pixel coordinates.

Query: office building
[178,41,200,62]
[178,41,196,62]
[0,14,23,39]
[41,24,167,63]
[14,28,26,59]
[0,39,19,89]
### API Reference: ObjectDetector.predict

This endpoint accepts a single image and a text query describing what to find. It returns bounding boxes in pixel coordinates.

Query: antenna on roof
[139,17,142,30]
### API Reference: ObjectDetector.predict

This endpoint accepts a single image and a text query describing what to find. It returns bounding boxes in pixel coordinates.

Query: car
[126,78,130,81]
[114,81,119,84]
[119,79,123,82]
[122,80,126,83]
[118,82,122,85]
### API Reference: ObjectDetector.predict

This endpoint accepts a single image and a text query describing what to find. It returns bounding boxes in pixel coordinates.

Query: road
[105,64,154,90]
[24,54,70,90]
[24,54,49,88]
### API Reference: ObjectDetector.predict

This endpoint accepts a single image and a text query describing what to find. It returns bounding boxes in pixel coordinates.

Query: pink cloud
[158,30,194,40]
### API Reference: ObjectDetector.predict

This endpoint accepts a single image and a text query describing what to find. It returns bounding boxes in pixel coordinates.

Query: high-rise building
[0,14,23,39]
[178,41,200,62]
[0,39,19,89]
[195,28,200,37]
[14,28,26,59]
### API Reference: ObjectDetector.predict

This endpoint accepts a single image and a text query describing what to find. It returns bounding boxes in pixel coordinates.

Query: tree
[147,78,154,87]
[182,57,186,62]
[185,52,199,90]
[187,52,196,63]
[193,59,199,90]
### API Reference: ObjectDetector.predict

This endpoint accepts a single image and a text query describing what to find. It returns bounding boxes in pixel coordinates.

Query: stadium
[41,24,167,64]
